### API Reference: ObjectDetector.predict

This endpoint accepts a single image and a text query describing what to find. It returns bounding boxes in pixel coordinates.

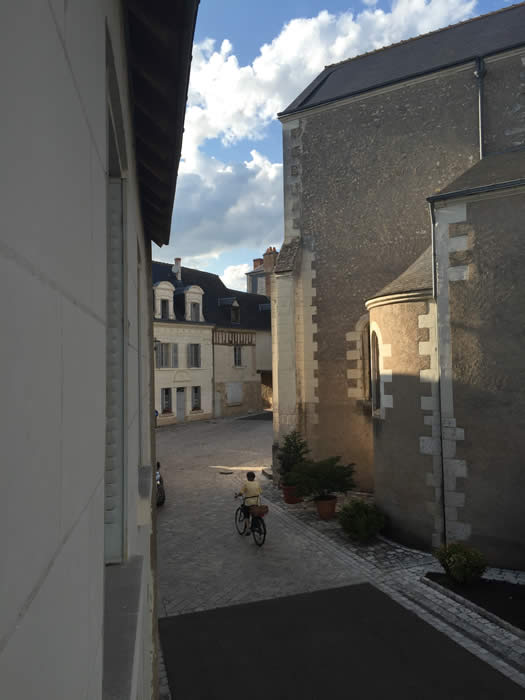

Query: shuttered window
[171,343,178,368]
[162,388,172,412]
[188,344,201,368]
[191,386,201,410]
[190,302,200,321]
[234,345,242,367]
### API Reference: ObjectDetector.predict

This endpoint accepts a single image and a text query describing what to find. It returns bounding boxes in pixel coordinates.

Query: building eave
[123,0,199,247]
[365,289,433,310]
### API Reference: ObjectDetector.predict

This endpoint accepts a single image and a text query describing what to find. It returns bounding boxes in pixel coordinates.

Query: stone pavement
[156,416,525,698]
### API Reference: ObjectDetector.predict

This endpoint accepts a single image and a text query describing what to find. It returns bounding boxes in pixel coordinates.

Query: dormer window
[231,306,240,323]
[154,281,175,320]
[190,302,200,322]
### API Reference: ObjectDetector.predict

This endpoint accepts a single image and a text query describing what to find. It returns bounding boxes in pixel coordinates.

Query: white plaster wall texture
[434,201,470,542]
[1,3,155,698]
[214,342,258,384]
[154,323,213,420]
[256,330,272,371]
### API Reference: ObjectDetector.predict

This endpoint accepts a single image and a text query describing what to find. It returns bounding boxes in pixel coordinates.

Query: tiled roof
[280,4,525,117]
[368,247,432,300]
[152,261,271,330]
[275,238,300,273]
[429,149,525,201]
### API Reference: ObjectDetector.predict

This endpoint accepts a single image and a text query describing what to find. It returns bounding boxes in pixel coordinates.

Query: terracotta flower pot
[315,495,337,520]
[282,485,303,504]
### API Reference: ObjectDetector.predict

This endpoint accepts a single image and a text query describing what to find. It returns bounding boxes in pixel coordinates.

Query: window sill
[227,402,242,407]
[191,408,203,413]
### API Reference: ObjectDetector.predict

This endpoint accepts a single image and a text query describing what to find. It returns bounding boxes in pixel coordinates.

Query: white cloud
[183,0,476,162]
[220,263,252,291]
[166,0,477,261]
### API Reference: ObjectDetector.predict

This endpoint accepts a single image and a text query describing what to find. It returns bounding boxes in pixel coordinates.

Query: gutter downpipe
[428,201,447,548]
[474,57,486,160]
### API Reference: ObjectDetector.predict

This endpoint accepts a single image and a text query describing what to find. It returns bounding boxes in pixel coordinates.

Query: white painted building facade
[152,261,272,421]
[1,3,197,698]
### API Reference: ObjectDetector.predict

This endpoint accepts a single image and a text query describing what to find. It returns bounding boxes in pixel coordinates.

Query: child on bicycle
[235,471,262,535]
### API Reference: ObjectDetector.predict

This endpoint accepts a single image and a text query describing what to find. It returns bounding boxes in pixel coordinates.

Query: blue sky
[154,0,512,291]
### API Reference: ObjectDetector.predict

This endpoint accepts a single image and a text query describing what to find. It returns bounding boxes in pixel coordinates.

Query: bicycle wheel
[235,507,247,535]
[251,517,266,547]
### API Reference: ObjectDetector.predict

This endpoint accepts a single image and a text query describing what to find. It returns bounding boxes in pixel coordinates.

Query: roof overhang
[365,288,433,310]
[123,0,199,247]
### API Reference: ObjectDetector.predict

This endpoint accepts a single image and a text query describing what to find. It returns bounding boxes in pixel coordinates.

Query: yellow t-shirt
[240,480,262,505]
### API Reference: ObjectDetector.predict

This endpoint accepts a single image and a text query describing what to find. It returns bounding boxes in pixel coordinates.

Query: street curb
[421,576,525,641]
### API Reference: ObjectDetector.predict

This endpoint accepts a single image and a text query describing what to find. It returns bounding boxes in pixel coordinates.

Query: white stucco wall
[214,343,258,383]
[154,323,214,423]
[1,4,155,698]
[256,330,272,371]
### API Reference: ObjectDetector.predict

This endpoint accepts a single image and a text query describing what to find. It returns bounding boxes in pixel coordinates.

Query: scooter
[156,461,166,506]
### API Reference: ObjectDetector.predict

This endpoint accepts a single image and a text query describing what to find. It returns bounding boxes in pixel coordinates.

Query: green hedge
[338,500,385,542]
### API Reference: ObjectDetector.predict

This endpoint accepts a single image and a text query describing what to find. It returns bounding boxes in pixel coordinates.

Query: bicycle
[234,496,267,547]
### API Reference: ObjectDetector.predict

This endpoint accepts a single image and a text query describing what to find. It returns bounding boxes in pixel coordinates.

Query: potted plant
[277,430,309,504]
[292,457,355,519]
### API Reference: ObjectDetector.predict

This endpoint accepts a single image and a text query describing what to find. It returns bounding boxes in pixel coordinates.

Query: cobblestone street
[156,416,525,699]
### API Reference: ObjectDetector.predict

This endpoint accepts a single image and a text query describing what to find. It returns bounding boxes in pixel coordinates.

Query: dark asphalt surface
[159,582,524,700]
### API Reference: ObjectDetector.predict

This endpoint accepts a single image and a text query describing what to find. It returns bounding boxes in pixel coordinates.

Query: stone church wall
[435,191,525,568]
[284,65,480,489]
[370,300,439,550]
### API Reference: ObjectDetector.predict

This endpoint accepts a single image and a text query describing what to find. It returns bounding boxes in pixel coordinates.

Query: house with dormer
[153,258,272,424]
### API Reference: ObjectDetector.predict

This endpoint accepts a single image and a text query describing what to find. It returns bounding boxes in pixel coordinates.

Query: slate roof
[275,238,301,273]
[280,4,525,117]
[152,261,271,331]
[428,149,525,201]
[368,247,432,301]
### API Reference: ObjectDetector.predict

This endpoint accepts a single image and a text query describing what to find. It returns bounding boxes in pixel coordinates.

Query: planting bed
[426,572,525,632]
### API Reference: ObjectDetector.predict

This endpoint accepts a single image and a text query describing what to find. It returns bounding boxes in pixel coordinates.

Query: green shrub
[338,500,386,542]
[434,543,487,585]
[277,431,310,478]
[292,457,355,500]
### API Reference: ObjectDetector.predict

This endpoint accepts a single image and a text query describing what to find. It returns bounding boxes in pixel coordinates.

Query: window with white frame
[160,299,169,319]
[188,343,201,368]
[234,345,242,367]
[155,342,178,368]
[191,386,201,411]
[231,306,240,323]
[161,387,172,413]
[190,302,200,321]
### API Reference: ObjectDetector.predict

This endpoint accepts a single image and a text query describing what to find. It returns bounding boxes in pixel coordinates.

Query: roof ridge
[324,2,525,71]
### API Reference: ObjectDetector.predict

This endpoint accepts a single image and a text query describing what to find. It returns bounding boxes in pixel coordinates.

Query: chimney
[263,247,279,299]
[253,258,263,270]
[172,257,182,281]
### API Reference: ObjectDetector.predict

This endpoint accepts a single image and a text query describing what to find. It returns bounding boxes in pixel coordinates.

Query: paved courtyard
[156,415,525,698]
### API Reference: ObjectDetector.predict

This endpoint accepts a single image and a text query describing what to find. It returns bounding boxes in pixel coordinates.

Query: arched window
[371,331,381,411]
